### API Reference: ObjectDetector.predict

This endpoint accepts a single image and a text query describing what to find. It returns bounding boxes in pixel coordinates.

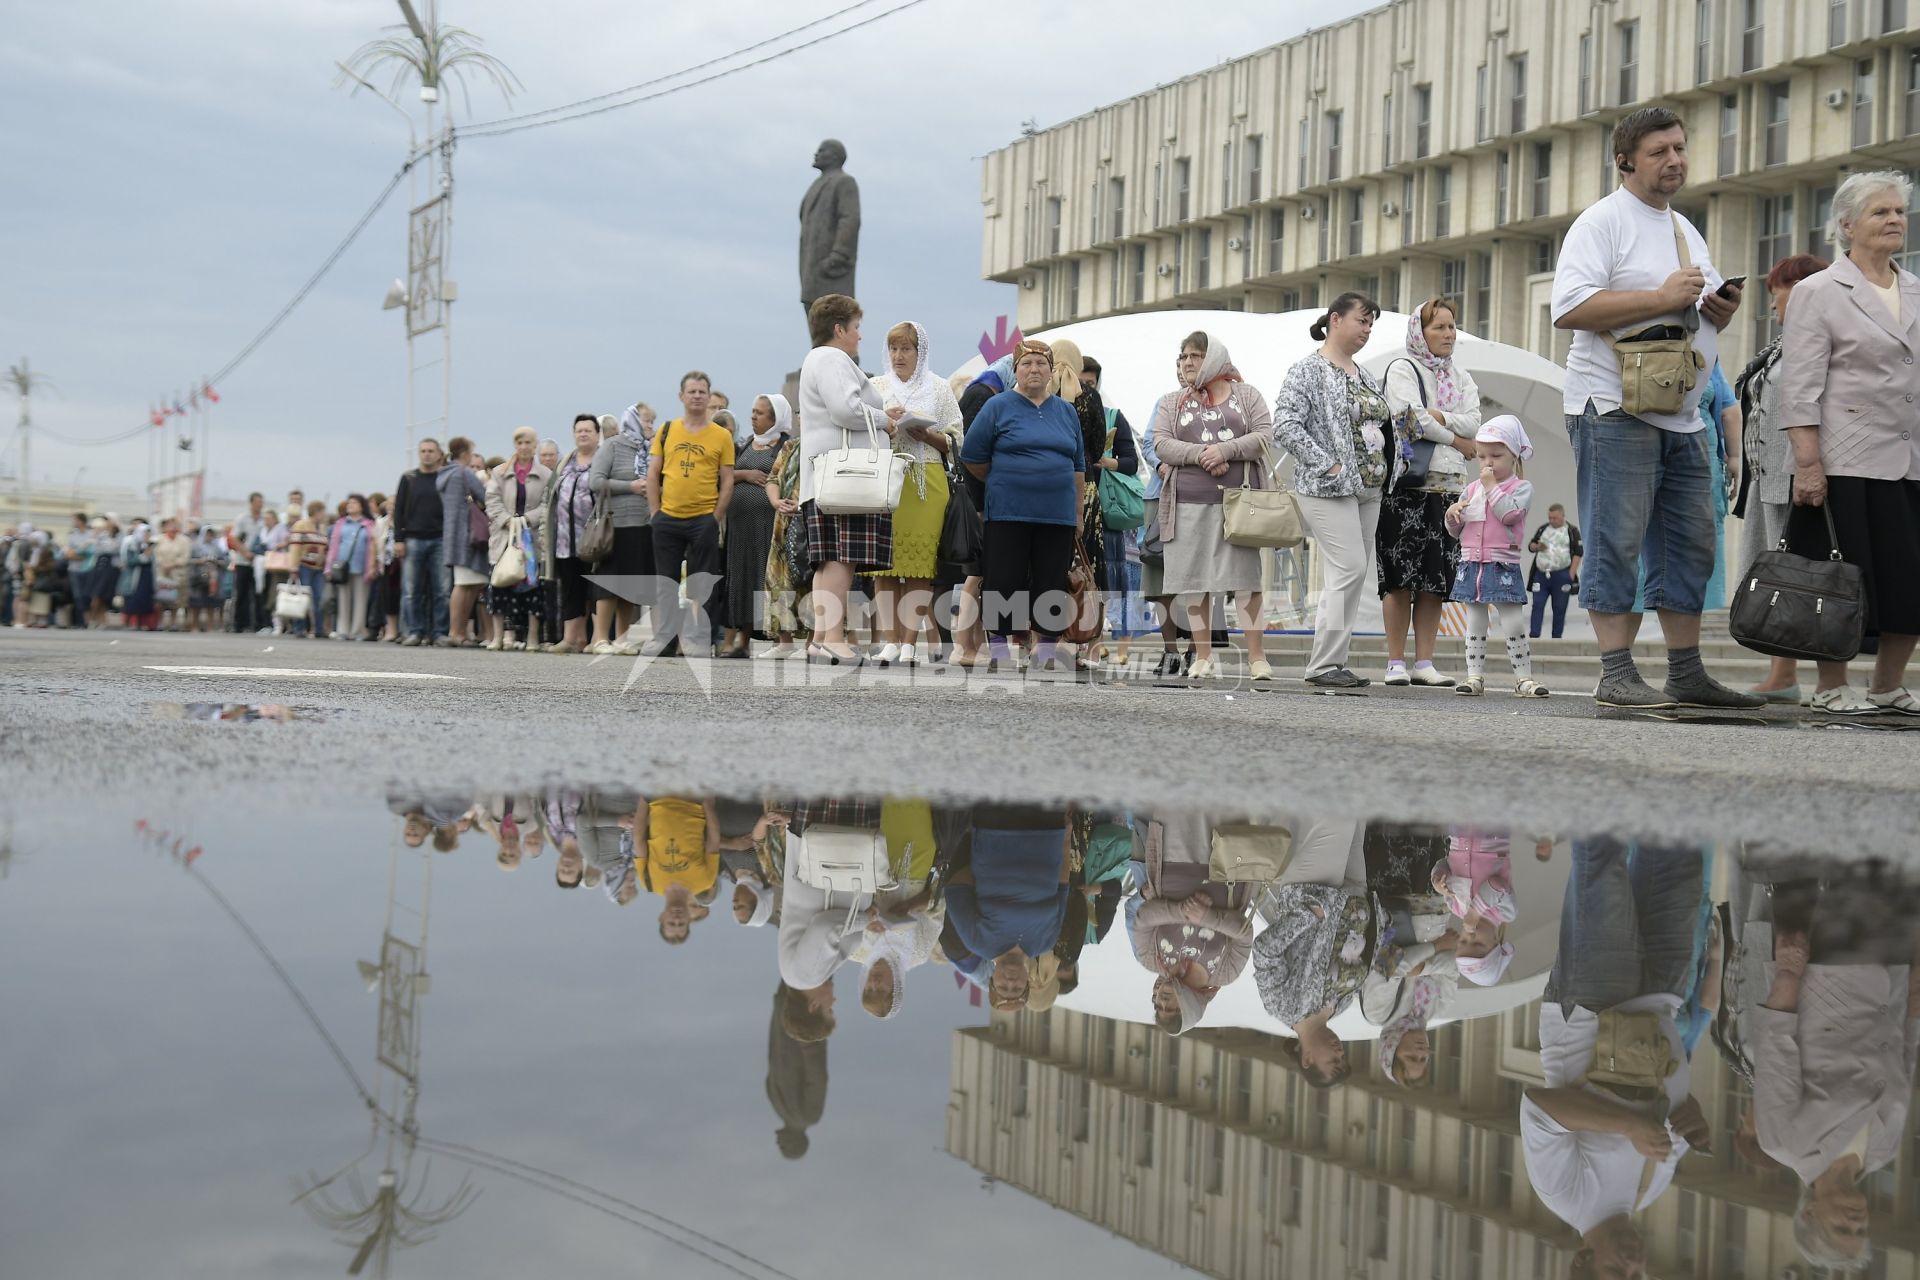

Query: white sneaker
[1810,685,1883,715]
[758,641,799,660]
[873,643,901,667]
[1409,664,1458,687]
[1383,664,1410,686]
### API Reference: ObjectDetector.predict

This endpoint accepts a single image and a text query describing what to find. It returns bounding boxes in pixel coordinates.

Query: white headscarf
[879,322,942,419]
[753,394,794,451]
[1457,943,1515,986]
[734,878,776,928]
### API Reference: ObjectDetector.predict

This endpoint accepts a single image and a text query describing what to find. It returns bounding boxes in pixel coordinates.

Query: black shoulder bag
[1384,359,1439,493]
[1729,504,1864,662]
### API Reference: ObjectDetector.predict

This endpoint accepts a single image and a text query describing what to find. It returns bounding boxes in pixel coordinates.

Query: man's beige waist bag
[1600,212,1706,418]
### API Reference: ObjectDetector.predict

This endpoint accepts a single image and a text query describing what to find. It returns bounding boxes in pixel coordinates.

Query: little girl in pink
[1444,415,1548,697]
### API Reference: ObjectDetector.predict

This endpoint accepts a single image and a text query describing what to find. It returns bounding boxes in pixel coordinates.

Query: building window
[1172,231,1185,293]
[1357,272,1379,302]
[1532,140,1553,217]
[1401,174,1416,245]
[1347,188,1364,256]
[1579,34,1593,115]
[1110,176,1126,239]
[1473,253,1492,338]
[1441,257,1466,302]
[1414,85,1432,157]
[1757,192,1796,342]
[1723,1205,1748,1280]
[1475,65,1490,141]
[1134,1100,1155,1168]
[1267,208,1285,272]
[1434,166,1452,238]
[1719,92,1739,174]
[1600,122,1616,193]
[1196,228,1211,288]
[1384,266,1402,310]
[1241,214,1253,278]
[1246,137,1263,202]
[1109,249,1121,310]
[1090,180,1102,243]
[1909,49,1920,134]
[1510,55,1528,133]
[1764,81,1790,166]
[1696,0,1715,85]
[1175,157,1191,221]
[1013,1059,1030,1117]
[1742,0,1764,71]
[1831,0,1850,46]
[1133,243,1147,303]
[1532,237,1556,274]
[1890,0,1911,32]
[1857,60,1877,147]
[1068,258,1081,316]
[1317,196,1331,263]
[1808,184,1836,255]
[1153,161,1163,227]
[1047,197,1063,256]
[1382,94,1394,167]
[1221,141,1234,209]
[1496,150,1511,226]
[1326,111,1343,182]
[1619,21,1640,104]
[1298,118,1309,188]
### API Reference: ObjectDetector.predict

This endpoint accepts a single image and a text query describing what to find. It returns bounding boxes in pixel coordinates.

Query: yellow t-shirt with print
[651,420,735,519]
[641,797,717,896]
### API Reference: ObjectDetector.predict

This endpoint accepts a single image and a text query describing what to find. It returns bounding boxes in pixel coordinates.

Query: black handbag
[1384,358,1439,492]
[1729,504,1864,662]
[937,458,983,569]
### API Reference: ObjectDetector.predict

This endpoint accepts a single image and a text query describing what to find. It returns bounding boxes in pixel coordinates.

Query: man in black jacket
[390,438,450,646]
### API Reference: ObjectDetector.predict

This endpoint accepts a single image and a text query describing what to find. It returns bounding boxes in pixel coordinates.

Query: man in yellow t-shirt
[642,371,734,657]
[636,795,720,944]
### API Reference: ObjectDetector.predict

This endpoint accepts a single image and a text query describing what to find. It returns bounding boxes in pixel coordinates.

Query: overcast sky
[1,0,1377,506]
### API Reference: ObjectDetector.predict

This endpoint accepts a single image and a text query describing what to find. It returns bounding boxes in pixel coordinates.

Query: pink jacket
[1444,475,1532,565]
[323,516,379,580]
[1435,829,1516,924]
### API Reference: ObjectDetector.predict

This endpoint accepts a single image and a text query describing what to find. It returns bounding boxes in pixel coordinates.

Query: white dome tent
[951,309,1573,636]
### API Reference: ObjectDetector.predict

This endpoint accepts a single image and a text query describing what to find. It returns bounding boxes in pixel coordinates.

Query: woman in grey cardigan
[591,404,657,655]
[436,435,492,647]
[1151,330,1277,682]
[1272,292,1391,688]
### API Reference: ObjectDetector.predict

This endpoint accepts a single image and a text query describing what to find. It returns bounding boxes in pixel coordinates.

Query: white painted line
[144,666,464,682]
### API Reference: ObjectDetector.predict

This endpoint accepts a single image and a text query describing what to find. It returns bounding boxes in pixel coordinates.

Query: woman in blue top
[961,339,1087,675]
[944,803,1072,1012]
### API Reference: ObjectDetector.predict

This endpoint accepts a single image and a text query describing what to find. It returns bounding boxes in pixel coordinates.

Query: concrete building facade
[946,1003,1920,1280]
[979,0,1920,372]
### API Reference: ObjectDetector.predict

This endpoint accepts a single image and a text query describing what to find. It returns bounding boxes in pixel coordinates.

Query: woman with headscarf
[1380,299,1483,687]
[541,415,601,653]
[1129,810,1256,1036]
[187,524,226,632]
[719,394,793,658]
[961,339,1088,674]
[759,393,809,659]
[590,404,656,656]
[1148,331,1276,681]
[1369,973,1456,1090]
[118,521,158,630]
[483,427,552,650]
[866,322,963,666]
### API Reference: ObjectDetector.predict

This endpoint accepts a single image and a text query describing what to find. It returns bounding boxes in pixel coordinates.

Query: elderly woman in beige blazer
[1151,330,1277,682]
[1776,170,1920,716]
[483,426,552,649]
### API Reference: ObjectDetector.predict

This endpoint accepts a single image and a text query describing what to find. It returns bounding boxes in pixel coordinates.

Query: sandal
[1514,678,1550,698]
[1453,676,1485,697]
[545,641,581,655]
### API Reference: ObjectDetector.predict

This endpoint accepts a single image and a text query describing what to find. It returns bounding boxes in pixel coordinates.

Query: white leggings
[1464,602,1532,679]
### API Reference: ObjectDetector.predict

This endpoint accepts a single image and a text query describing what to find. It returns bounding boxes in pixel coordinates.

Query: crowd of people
[7,107,1916,716]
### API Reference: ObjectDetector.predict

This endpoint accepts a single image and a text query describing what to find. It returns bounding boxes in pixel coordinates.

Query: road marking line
[144,666,464,682]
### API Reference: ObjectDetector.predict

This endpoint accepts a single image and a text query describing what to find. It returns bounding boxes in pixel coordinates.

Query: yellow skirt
[866,462,948,579]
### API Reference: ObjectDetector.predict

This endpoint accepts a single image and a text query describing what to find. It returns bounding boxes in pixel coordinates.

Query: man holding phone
[1551,106,1763,711]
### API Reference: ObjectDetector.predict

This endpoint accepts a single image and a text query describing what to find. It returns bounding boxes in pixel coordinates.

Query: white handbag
[791,824,897,931]
[491,516,527,588]
[810,406,909,515]
[273,582,312,621]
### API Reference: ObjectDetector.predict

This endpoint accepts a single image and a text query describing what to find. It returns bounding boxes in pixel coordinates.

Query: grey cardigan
[436,464,490,572]
[588,434,653,528]
[1272,353,1387,500]
[1149,381,1275,542]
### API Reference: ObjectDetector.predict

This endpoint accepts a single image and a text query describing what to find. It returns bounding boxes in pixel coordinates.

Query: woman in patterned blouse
[1273,292,1391,689]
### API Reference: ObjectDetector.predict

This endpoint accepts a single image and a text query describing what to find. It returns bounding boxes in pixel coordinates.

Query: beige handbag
[1601,214,1706,418]
[1221,441,1305,549]
[1207,824,1294,883]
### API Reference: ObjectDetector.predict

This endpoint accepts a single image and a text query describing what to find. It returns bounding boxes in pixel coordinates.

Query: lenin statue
[798,139,860,316]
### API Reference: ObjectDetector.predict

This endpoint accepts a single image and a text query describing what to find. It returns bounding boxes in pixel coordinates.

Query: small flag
[188,389,199,411]
[150,406,165,428]
[173,399,187,417]
[202,382,220,403]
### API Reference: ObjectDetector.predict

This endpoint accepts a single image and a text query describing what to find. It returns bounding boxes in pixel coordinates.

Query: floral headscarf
[1405,306,1465,412]
[1377,975,1444,1084]
[1179,331,1245,416]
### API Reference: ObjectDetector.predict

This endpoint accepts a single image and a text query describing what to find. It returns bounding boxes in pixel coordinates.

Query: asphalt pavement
[3,628,1916,853]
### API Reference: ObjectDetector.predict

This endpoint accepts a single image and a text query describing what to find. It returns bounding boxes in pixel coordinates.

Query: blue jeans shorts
[1568,402,1715,616]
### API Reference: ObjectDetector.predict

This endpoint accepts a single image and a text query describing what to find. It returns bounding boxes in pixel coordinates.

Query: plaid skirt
[803,500,892,571]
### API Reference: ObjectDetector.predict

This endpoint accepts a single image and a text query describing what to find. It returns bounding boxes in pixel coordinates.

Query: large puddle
[4,789,1913,1278]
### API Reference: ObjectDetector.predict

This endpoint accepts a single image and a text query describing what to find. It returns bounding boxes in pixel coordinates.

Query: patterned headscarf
[618,404,653,479]
[1377,976,1444,1084]
[1477,414,1533,462]
[882,323,942,417]
[1405,305,1465,412]
[1179,331,1244,415]
[1457,942,1515,986]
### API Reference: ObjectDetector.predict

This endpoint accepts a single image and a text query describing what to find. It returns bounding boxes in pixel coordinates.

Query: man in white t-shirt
[1552,106,1764,712]
[1520,838,1712,1279]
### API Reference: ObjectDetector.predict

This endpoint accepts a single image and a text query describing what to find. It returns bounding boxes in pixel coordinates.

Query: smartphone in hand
[1715,275,1747,300]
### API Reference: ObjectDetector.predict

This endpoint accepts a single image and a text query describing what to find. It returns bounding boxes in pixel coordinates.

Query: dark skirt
[1376,487,1461,598]
[553,555,593,623]
[488,582,539,632]
[596,524,654,604]
[726,504,775,629]
[803,501,893,571]
[1784,475,1920,636]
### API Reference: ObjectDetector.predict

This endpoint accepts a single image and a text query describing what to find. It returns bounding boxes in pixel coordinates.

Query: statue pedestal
[783,370,801,425]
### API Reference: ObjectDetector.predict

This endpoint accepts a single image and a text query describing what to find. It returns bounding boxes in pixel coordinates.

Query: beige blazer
[1774,252,1920,481]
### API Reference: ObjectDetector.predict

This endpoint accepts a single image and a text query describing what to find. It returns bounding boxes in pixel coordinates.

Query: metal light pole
[6,358,53,527]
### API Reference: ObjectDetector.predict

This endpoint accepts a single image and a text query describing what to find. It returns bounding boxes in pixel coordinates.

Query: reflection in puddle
[148,701,333,722]
[12,793,1916,1279]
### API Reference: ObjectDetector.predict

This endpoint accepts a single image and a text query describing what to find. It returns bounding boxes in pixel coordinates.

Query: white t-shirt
[1873,276,1902,324]
[1551,187,1723,434]
[1519,994,1691,1235]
